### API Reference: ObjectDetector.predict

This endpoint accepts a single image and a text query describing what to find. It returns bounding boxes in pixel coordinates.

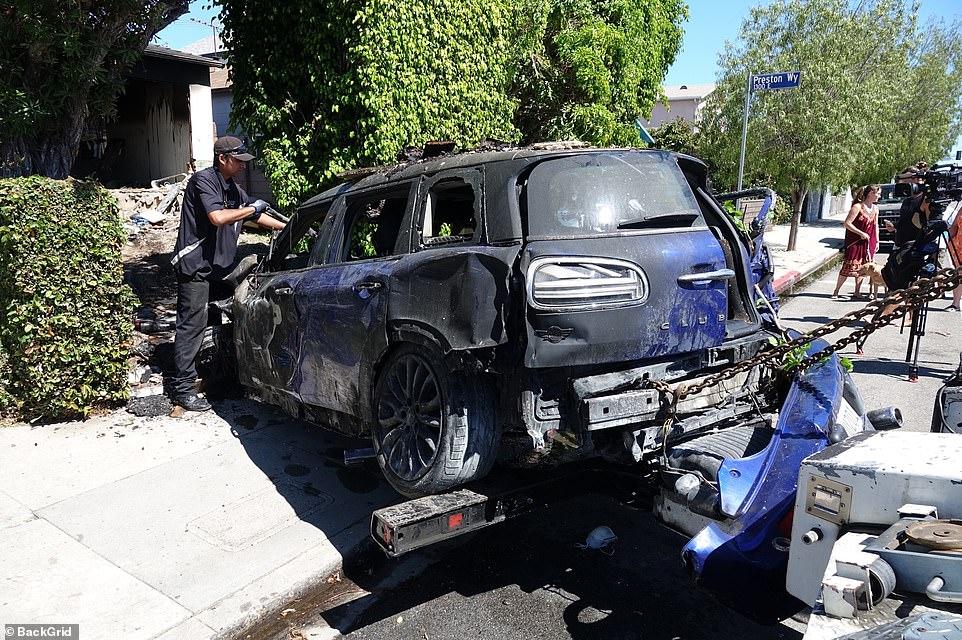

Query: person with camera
[832,184,881,300]
[168,136,286,411]
[878,184,947,323]
[885,163,929,249]
[945,201,962,312]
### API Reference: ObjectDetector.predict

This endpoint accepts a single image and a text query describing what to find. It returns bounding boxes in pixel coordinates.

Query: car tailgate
[521,228,730,368]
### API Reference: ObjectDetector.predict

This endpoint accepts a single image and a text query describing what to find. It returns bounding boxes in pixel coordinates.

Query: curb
[773,251,842,296]
[773,270,803,295]
[209,520,375,640]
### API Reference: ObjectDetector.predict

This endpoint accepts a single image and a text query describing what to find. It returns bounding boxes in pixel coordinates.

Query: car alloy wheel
[376,352,443,481]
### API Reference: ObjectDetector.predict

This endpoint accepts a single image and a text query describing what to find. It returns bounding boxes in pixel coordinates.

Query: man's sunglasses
[223,146,247,155]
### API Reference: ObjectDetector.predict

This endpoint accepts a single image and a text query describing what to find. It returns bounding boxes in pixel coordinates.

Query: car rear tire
[372,344,499,497]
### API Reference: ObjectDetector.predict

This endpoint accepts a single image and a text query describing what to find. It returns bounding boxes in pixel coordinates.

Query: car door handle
[273,286,293,296]
[677,269,736,284]
[353,281,383,293]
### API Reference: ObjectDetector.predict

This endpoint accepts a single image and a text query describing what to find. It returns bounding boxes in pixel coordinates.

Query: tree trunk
[1,106,87,180]
[787,188,808,251]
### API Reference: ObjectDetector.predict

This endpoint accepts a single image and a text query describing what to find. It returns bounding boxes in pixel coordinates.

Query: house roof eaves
[144,44,224,68]
[663,83,716,100]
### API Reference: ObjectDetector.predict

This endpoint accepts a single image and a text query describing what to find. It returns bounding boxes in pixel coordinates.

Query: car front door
[232,203,332,404]
[293,185,414,416]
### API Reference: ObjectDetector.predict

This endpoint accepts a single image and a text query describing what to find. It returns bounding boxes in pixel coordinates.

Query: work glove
[249,199,269,214]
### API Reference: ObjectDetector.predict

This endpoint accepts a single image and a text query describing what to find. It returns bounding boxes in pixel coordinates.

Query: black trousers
[172,274,231,396]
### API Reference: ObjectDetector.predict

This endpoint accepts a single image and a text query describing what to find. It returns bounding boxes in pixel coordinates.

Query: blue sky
[665,0,962,84]
[157,0,962,155]
[155,2,218,50]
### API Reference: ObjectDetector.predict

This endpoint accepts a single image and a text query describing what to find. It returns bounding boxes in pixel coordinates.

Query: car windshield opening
[879,185,902,203]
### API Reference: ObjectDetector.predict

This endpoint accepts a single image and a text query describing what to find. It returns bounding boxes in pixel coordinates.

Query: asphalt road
[777,258,960,433]
[264,490,808,640]
[254,262,961,640]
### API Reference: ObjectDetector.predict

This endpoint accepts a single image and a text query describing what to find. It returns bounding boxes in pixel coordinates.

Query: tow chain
[648,265,962,406]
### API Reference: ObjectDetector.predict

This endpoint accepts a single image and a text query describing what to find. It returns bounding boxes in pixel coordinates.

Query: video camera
[881,164,962,291]
[894,163,962,218]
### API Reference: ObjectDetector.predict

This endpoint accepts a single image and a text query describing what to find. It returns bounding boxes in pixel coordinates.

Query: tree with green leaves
[0,0,188,179]
[511,0,687,147]
[219,0,519,210]
[699,0,962,250]
[650,117,700,158]
[851,18,962,186]
[217,0,687,209]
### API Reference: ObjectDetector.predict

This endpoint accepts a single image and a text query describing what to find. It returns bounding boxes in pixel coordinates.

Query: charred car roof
[297,146,710,212]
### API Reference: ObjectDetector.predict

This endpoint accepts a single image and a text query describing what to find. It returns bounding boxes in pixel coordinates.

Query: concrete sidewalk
[767,211,847,295]
[0,402,396,639]
[0,214,848,640]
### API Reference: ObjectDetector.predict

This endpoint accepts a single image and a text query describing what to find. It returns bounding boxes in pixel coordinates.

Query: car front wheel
[372,344,498,497]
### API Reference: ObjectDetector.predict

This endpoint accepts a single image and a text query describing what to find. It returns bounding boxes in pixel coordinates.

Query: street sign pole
[737,71,751,192]
[736,70,800,192]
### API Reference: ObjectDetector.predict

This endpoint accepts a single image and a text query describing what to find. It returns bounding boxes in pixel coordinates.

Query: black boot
[172,392,211,411]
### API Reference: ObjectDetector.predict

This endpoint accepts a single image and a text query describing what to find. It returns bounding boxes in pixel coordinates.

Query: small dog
[857,262,887,298]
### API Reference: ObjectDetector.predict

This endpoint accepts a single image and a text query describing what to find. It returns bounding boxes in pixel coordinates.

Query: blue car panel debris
[681,337,846,622]
[225,144,864,622]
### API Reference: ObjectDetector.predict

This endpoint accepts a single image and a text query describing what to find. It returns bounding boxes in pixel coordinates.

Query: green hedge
[220,0,521,210]
[0,177,135,420]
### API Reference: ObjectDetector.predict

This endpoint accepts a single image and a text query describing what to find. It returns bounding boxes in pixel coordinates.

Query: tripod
[905,294,930,382]
[905,215,962,381]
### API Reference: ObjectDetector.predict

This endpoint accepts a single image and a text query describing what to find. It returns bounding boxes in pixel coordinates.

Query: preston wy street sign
[752,71,800,91]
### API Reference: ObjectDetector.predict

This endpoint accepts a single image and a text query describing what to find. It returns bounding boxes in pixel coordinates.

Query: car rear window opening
[524,151,705,238]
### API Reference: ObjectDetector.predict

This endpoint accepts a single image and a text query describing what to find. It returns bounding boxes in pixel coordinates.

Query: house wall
[212,91,237,138]
[190,84,215,170]
[72,51,218,186]
[107,79,192,186]
[641,98,701,129]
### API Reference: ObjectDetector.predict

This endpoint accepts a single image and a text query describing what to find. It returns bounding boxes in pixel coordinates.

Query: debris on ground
[578,525,619,555]
[126,394,173,417]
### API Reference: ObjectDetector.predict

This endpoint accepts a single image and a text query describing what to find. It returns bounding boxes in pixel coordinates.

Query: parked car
[877,183,904,250]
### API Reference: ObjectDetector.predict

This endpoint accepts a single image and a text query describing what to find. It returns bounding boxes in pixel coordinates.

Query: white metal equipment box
[786,430,962,606]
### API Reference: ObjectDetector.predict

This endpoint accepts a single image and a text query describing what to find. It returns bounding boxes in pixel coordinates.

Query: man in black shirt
[170,136,285,411]
[885,163,928,248]
[893,193,930,248]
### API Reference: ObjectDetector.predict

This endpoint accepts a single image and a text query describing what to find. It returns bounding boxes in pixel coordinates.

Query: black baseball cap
[213,136,254,161]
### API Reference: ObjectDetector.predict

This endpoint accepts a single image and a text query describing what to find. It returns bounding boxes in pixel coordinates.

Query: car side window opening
[342,194,408,262]
[269,205,329,272]
[420,179,479,247]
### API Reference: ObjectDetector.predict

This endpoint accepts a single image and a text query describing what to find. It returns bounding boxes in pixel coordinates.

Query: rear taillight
[526,257,648,310]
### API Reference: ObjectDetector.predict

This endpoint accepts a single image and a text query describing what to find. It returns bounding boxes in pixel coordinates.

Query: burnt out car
[230,146,863,518]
